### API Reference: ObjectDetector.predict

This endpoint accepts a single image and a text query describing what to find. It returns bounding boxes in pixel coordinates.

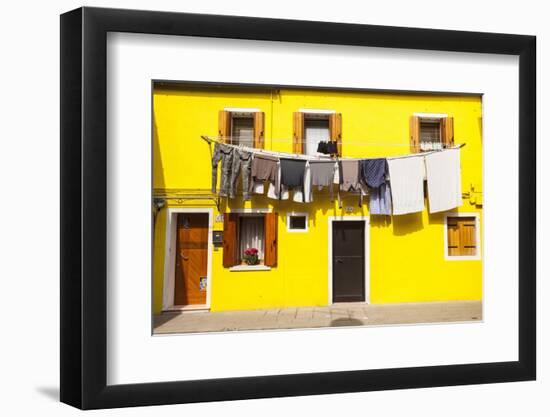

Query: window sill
[229,265,271,272]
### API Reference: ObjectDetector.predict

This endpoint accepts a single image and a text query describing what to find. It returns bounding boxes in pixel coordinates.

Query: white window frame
[443,212,482,261]
[286,212,309,233]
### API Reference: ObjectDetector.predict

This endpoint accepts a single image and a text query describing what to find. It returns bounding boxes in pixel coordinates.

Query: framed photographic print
[60,6,536,409]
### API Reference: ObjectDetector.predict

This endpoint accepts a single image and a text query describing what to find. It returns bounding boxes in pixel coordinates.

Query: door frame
[162,208,213,311]
[327,216,370,305]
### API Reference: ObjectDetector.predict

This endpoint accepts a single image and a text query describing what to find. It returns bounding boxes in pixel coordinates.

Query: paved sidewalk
[153,300,482,334]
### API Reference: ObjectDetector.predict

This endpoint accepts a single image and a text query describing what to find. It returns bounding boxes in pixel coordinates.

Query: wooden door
[332,221,365,302]
[174,213,209,306]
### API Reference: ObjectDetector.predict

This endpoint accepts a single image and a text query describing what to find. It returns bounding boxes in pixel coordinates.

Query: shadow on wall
[392,212,424,235]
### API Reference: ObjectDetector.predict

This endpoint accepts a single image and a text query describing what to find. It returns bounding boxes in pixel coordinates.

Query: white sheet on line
[425,148,463,213]
[387,156,425,215]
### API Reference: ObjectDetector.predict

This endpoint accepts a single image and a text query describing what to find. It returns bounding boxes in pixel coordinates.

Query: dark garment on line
[229,149,253,200]
[279,158,306,202]
[360,158,388,188]
[211,143,234,197]
[316,141,338,155]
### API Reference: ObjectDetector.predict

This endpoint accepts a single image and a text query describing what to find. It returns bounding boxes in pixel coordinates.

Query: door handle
[335,258,344,263]
[180,254,189,261]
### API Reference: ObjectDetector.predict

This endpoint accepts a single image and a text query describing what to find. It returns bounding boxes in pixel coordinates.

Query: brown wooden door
[174,213,209,306]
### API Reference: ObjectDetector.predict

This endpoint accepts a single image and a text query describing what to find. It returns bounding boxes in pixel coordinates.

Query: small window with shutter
[219,109,264,148]
[223,212,278,268]
[410,114,454,153]
[445,215,479,259]
[293,111,342,156]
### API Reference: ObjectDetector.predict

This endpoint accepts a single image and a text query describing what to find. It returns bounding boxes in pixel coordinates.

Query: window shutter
[459,217,477,256]
[264,212,278,267]
[292,112,304,154]
[218,110,232,143]
[410,115,420,153]
[442,116,455,148]
[253,111,265,149]
[329,113,342,156]
[447,217,460,256]
[223,213,238,267]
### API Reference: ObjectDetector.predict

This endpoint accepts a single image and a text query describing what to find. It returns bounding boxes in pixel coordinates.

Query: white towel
[425,148,463,213]
[292,161,313,203]
[387,156,425,215]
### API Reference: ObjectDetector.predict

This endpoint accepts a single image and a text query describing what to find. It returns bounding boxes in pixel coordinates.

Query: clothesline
[201,135,465,161]
[212,136,463,147]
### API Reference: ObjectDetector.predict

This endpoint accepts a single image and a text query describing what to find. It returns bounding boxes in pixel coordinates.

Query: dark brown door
[332,221,365,302]
[174,213,208,306]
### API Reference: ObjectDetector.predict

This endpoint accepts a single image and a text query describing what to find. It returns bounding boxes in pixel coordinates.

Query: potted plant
[243,247,259,265]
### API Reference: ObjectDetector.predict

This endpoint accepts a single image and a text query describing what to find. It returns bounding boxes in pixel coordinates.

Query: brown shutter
[264,212,278,267]
[223,213,238,267]
[447,217,460,256]
[447,216,477,256]
[253,111,265,149]
[330,113,342,156]
[410,115,420,153]
[459,217,477,256]
[218,110,232,143]
[292,112,304,154]
[442,116,455,148]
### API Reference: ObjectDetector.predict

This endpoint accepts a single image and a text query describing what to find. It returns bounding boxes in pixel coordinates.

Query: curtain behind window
[232,117,254,147]
[239,216,265,261]
[304,118,330,156]
[420,120,442,151]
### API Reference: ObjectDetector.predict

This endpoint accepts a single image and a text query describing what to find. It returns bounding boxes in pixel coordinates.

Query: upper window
[304,116,330,156]
[419,118,442,151]
[293,110,342,156]
[445,215,479,259]
[218,109,265,148]
[410,114,454,153]
[231,116,254,147]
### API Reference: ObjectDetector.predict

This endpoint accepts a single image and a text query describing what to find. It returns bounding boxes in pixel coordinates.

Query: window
[223,212,278,268]
[293,111,342,156]
[218,109,265,148]
[304,117,330,156]
[419,119,442,151]
[239,216,265,261]
[231,116,254,147]
[287,213,308,232]
[410,114,454,153]
[445,215,479,259]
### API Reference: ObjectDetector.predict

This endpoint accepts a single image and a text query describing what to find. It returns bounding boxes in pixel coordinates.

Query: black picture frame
[60,6,536,410]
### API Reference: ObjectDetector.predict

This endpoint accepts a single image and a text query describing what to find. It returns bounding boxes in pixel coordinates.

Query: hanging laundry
[369,182,392,215]
[250,155,278,195]
[360,158,392,215]
[309,160,336,199]
[279,158,307,202]
[340,160,367,206]
[267,161,289,200]
[211,143,234,197]
[387,156,425,215]
[292,161,313,203]
[360,158,387,188]
[229,149,253,200]
[316,141,338,155]
[425,148,463,213]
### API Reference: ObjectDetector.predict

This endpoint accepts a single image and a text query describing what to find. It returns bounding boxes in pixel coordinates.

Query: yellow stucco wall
[153,85,483,313]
